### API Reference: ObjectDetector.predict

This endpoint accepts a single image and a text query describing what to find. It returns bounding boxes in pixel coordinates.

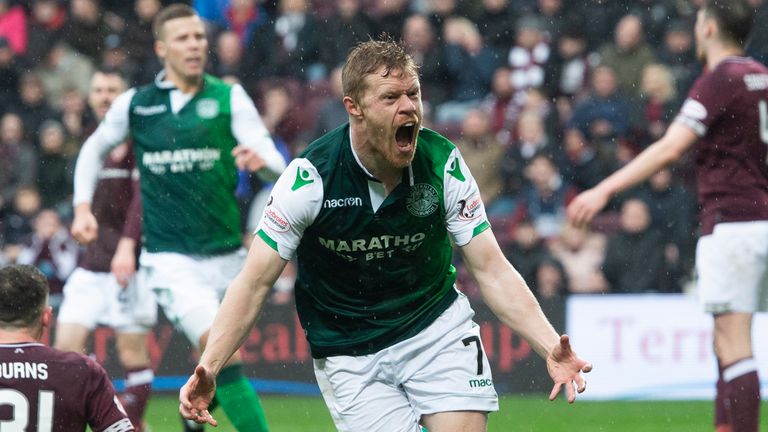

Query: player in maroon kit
[568,2,766,431]
[55,68,155,431]
[0,264,134,431]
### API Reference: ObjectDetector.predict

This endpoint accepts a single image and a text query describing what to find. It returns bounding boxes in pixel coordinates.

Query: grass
[142,394,768,431]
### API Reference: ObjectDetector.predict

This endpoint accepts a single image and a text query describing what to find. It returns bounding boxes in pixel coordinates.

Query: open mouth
[395,123,416,150]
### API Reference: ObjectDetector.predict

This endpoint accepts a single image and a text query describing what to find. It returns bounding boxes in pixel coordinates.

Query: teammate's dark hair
[152,3,197,40]
[0,265,49,328]
[704,0,755,48]
[342,36,419,105]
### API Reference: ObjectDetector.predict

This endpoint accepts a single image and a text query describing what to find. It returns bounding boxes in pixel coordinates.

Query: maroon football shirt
[79,143,142,272]
[676,56,768,235]
[0,342,134,431]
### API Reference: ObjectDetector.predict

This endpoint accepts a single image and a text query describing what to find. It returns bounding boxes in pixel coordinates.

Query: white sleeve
[444,147,490,246]
[255,158,323,260]
[230,83,287,182]
[72,88,134,205]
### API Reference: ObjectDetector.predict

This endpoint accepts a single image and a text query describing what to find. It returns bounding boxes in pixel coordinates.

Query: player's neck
[0,329,38,344]
[707,45,744,70]
[166,70,202,94]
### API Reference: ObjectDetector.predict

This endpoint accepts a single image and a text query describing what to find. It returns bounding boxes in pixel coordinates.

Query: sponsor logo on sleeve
[263,203,290,232]
[457,195,482,220]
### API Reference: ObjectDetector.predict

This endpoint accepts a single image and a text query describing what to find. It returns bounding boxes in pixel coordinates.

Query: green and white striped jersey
[257,124,490,358]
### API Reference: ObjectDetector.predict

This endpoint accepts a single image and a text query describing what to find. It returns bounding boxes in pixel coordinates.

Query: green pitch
[140,394,768,431]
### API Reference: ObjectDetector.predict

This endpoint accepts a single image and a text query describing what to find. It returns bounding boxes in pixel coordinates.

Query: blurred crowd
[2,0,768,304]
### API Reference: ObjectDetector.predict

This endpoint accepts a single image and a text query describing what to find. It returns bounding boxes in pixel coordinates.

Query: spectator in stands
[123,0,164,86]
[543,25,593,121]
[493,109,556,216]
[319,0,375,76]
[212,30,244,81]
[520,153,575,239]
[59,87,90,156]
[561,126,616,192]
[0,37,19,108]
[24,0,67,70]
[100,34,141,88]
[216,0,268,48]
[476,0,518,59]
[534,0,569,42]
[35,120,73,212]
[371,0,410,42]
[601,197,666,294]
[436,16,499,124]
[0,112,36,209]
[16,209,78,307]
[452,109,506,209]
[2,186,42,264]
[307,64,347,141]
[63,0,116,63]
[402,13,451,112]
[502,217,552,287]
[570,0,630,52]
[243,0,322,83]
[0,0,26,57]
[549,222,608,294]
[507,14,551,95]
[16,72,58,145]
[637,63,678,145]
[35,41,94,110]
[747,0,768,65]
[568,65,632,147]
[637,168,697,291]
[480,66,521,144]
[597,14,657,99]
[657,19,700,106]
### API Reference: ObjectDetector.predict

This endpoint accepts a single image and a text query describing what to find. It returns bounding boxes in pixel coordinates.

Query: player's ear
[154,40,166,60]
[343,96,363,119]
[41,306,52,328]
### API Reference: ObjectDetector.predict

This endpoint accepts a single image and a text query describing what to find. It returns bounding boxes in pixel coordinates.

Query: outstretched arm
[179,236,287,425]
[567,122,698,227]
[459,229,592,402]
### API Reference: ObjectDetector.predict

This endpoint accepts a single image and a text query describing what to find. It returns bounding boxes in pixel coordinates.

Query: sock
[122,367,153,430]
[723,358,760,432]
[215,364,269,432]
[715,361,732,431]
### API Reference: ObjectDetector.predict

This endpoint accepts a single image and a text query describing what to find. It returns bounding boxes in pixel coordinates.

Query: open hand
[179,365,218,426]
[547,335,592,403]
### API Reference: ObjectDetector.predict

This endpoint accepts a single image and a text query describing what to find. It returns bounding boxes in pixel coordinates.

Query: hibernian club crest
[406,183,439,217]
[196,98,219,119]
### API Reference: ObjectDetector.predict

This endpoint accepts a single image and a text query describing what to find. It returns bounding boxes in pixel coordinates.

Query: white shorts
[139,249,245,347]
[696,221,768,313]
[58,267,157,333]
[313,293,499,432]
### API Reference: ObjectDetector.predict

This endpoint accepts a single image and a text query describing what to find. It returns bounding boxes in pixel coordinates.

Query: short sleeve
[255,158,323,259]
[84,357,134,431]
[443,148,490,246]
[675,71,730,137]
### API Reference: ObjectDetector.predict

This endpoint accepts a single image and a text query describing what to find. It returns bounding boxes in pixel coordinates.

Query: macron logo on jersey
[323,197,363,208]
